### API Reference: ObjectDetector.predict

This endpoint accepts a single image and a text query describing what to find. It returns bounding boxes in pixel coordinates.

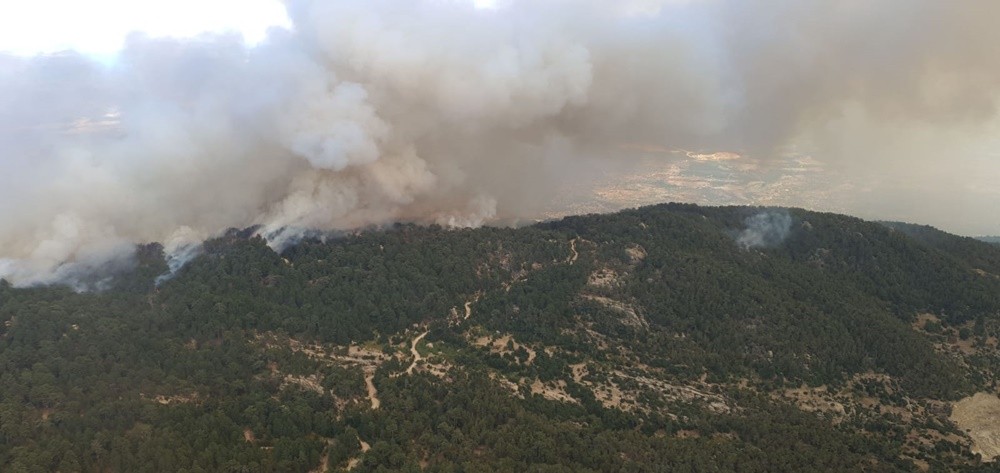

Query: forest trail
[462,292,481,320]
[365,372,380,409]
[569,238,579,264]
[311,438,333,473]
[312,453,328,473]
[346,438,372,470]
[406,331,430,375]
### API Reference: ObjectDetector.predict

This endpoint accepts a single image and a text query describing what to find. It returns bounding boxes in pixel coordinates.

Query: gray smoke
[737,211,793,249]
[2,0,1000,286]
[155,242,203,286]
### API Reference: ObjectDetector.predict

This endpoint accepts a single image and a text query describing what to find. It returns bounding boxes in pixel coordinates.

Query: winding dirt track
[343,239,578,470]
[364,373,380,409]
[463,293,482,320]
[406,331,430,375]
[346,438,372,470]
[312,451,328,472]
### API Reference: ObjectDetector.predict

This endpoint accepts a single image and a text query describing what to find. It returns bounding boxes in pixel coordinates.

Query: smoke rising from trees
[2,0,1000,285]
[737,210,793,249]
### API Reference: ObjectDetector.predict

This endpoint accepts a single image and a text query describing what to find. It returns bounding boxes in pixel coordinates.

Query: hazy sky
[2,0,1000,286]
[0,0,290,57]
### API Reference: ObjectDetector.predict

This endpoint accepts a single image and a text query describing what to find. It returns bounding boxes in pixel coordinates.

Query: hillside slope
[3,204,1000,472]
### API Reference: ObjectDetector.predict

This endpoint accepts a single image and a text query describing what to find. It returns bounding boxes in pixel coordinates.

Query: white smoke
[2,0,1000,286]
[154,227,205,285]
[737,211,793,249]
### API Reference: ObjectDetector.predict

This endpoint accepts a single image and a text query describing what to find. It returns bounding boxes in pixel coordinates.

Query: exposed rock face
[951,393,1000,461]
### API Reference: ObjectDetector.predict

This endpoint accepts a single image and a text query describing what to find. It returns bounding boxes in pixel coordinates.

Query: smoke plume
[737,210,793,249]
[2,0,1000,286]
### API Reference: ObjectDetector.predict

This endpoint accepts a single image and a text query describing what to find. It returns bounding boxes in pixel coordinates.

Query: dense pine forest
[4,203,1000,472]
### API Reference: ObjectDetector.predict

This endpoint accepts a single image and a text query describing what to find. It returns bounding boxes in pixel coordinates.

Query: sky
[0,0,290,57]
[2,0,1000,287]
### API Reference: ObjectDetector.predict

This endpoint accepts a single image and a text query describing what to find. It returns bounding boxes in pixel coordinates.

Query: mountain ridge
[3,203,1000,471]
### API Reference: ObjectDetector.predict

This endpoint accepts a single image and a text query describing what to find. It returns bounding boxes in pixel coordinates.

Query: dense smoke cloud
[1,0,1000,286]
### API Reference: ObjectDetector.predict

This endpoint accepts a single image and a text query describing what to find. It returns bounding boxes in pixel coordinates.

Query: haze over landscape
[9,2,1000,472]
[2,0,1000,286]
